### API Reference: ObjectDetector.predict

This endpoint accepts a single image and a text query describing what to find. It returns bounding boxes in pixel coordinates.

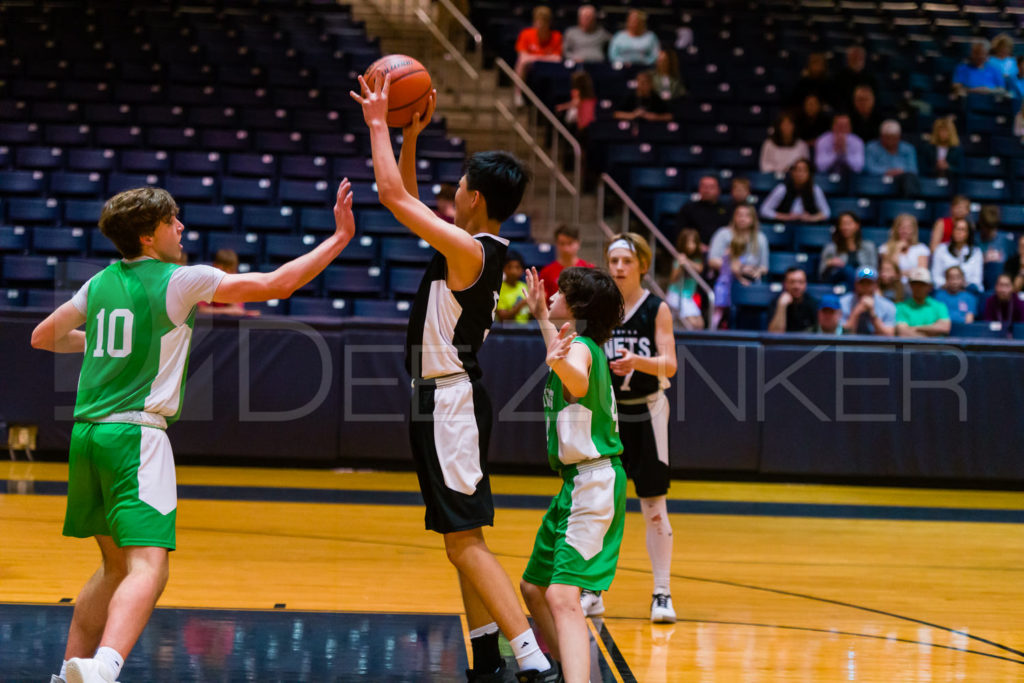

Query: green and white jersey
[70,258,225,424]
[543,335,622,470]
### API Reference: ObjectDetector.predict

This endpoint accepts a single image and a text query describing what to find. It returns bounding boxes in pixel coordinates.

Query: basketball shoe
[650,593,676,623]
[65,658,118,683]
[579,589,605,617]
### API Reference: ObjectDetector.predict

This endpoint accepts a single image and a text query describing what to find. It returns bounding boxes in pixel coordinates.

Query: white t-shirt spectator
[879,242,931,277]
[931,243,983,289]
[759,138,811,174]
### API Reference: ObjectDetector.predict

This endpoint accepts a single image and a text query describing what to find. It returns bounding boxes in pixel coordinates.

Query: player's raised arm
[351,74,484,289]
[212,179,356,303]
[398,89,437,198]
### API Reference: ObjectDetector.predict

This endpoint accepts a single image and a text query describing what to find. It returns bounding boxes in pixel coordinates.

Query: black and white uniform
[406,233,508,533]
[603,290,671,498]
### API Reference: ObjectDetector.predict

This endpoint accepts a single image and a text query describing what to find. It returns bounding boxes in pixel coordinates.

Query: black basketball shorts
[616,391,671,498]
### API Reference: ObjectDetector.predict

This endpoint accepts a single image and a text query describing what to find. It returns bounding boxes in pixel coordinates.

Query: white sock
[93,646,124,681]
[59,660,68,680]
[642,496,673,596]
[469,622,499,639]
[510,627,549,672]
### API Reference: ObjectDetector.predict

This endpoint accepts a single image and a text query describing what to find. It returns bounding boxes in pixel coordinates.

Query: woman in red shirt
[515,6,564,106]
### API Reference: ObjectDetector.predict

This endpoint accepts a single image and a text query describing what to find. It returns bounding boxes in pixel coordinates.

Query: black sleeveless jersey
[405,233,508,380]
[604,290,664,399]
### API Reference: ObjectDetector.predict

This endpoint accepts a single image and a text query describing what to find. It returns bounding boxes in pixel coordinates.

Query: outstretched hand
[403,89,437,139]
[546,322,576,369]
[350,72,391,127]
[525,267,549,321]
[333,178,356,247]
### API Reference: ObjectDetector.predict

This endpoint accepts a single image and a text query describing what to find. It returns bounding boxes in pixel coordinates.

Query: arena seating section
[0,0,542,318]
[474,0,1024,335]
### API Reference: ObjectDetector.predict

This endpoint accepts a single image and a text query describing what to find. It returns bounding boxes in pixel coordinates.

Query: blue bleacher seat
[917,177,953,199]
[299,208,336,233]
[349,298,410,318]
[281,155,330,180]
[288,297,350,317]
[147,126,198,149]
[202,129,252,153]
[652,193,689,228]
[279,179,331,206]
[767,251,813,280]
[0,226,29,253]
[16,146,64,170]
[174,151,223,176]
[388,267,425,297]
[57,259,108,288]
[206,232,262,262]
[247,299,287,316]
[120,150,171,174]
[500,214,531,242]
[806,283,847,300]
[94,126,143,148]
[950,321,1010,339]
[32,226,87,255]
[8,198,60,225]
[1,254,57,286]
[264,234,317,262]
[658,145,709,167]
[879,199,933,225]
[338,235,378,264]
[381,238,434,265]
[964,156,1006,179]
[630,167,686,193]
[760,223,792,250]
[308,133,360,157]
[359,209,406,236]
[181,204,237,231]
[227,153,276,177]
[730,282,779,330]
[709,147,757,171]
[108,172,160,195]
[999,205,1024,229]
[323,265,384,296]
[41,124,89,147]
[64,199,105,227]
[861,227,891,246]
[256,131,305,155]
[607,144,658,168]
[961,179,1009,202]
[89,229,121,258]
[512,242,554,270]
[241,206,295,232]
[793,225,834,251]
[829,197,877,223]
[0,288,26,308]
[24,288,75,309]
[222,176,274,204]
[50,172,104,197]
[67,149,117,173]
[0,122,40,145]
[335,157,378,182]
[0,170,46,195]
[164,175,218,203]
[849,175,898,198]
[983,260,1005,291]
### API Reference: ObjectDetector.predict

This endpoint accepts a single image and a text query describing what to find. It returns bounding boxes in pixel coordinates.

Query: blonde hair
[931,117,960,148]
[992,33,1014,55]
[604,232,652,275]
[885,213,920,255]
[728,204,759,258]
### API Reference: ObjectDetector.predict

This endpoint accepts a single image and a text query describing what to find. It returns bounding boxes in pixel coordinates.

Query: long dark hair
[557,267,624,345]
[776,159,819,215]
[770,112,798,147]
[831,211,863,253]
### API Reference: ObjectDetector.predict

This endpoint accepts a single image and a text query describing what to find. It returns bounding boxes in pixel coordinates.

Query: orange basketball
[364,55,433,128]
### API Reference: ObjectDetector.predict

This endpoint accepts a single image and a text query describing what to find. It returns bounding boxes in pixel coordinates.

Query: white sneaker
[580,589,605,617]
[65,659,117,683]
[650,593,676,623]
[49,676,64,683]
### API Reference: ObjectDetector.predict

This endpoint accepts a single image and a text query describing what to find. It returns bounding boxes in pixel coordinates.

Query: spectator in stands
[538,223,594,297]
[759,112,810,174]
[878,258,906,303]
[759,159,830,223]
[931,217,983,290]
[815,294,844,335]
[514,6,563,107]
[767,267,818,333]
[1002,234,1024,293]
[789,52,833,109]
[675,175,730,245]
[497,250,531,323]
[652,49,685,101]
[976,205,1009,271]
[199,250,257,316]
[819,211,878,286]
[934,265,977,324]
[864,120,920,197]
[556,71,597,137]
[1014,98,1024,139]
[981,273,1024,325]
[895,268,951,338]
[930,194,973,252]
[850,85,884,142]
[666,228,705,329]
[607,10,659,66]
[708,204,769,328]
[880,213,930,275]
[562,4,610,64]
[794,93,832,143]
[815,113,865,176]
[988,34,1018,86]
[729,177,755,209]
[919,116,964,180]
[952,39,1007,97]
[613,70,673,123]
[434,182,456,223]
[834,46,879,111]
[840,266,897,336]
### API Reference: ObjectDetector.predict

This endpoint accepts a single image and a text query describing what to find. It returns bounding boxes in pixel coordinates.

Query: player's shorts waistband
[616,390,665,406]
[561,455,621,478]
[411,371,471,389]
[80,411,168,430]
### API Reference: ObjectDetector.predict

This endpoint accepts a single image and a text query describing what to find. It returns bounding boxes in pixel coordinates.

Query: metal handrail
[597,172,715,329]
[493,57,582,230]
[414,8,479,81]
[436,0,481,45]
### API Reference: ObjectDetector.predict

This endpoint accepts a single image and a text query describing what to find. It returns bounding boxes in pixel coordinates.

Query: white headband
[607,238,635,255]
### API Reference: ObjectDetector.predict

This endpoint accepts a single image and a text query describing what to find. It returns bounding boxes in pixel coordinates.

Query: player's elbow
[30,323,50,350]
[663,358,678,378]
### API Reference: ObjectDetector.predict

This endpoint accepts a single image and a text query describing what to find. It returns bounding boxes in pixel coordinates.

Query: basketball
[364,54,433,128]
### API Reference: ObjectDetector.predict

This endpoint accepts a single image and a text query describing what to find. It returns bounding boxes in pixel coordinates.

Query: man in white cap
[895,267,952,337]
[840,266,897,336]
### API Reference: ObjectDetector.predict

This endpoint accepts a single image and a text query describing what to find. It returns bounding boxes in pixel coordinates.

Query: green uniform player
[518,265,626,683]
[33,183,356,683]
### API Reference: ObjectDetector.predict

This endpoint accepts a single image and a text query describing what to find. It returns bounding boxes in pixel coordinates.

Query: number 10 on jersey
[93,308,134,358]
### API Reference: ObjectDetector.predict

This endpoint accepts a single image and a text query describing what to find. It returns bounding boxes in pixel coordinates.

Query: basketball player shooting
[351,73,559,682]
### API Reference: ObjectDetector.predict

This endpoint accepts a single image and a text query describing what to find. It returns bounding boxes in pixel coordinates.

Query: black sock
[471,631,502,673]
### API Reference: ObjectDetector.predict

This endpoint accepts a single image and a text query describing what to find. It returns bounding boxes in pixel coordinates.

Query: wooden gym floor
[2,460,1024,681]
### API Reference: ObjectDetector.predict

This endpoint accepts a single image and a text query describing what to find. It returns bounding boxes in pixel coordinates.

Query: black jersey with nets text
[604,290,664,399]
[405,233,509,380]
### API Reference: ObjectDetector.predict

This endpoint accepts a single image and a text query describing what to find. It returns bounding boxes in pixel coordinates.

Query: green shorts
[522,456,626,592]
[63,421,178,549]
